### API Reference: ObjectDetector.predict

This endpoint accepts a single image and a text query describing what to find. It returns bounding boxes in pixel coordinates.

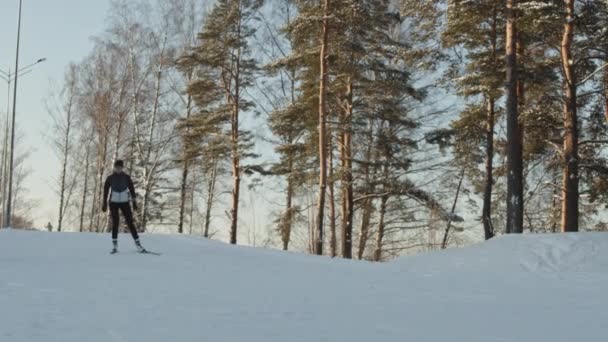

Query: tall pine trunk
[329,135,337,257]
[483,96,495,240]
[560,0,579,232]
[604,67,608,123]
[228,6,244,245]
[551,168,560,233]
[505,0,523,234]
[281,152,295,250]
[357,118,376,259]
[482,6,498,240]
[280,69,298,251]
[357,200,373,259]
[373,192,389,262]
[230,101,241,244]
[314,0,330,255]
[188,169,197,235]
[178,77,194,234]
[341,78,354,259]
[178,159,189,234]
[204,158,218,238]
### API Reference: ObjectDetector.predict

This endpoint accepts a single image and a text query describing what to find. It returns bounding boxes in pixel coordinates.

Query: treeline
[48,0,608,260]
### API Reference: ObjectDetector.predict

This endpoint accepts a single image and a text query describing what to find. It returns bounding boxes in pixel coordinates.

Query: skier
[102,160,146,254]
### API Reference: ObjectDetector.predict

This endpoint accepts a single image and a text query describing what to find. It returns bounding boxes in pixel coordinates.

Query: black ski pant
[109,202,139,241]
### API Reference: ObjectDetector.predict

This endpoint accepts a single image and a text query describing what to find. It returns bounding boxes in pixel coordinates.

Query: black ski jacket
[103,172,137,205]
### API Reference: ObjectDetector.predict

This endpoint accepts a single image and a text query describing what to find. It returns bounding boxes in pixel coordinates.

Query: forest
[34,0,608,260]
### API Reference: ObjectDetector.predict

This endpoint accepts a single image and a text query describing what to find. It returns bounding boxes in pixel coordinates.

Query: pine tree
[315,0,330,255]
[505,0,524,233]
[443,0,504,240]
[273,0,332,253]
[262,0,323,251]
[559,0,578,232]
[179,0,262,244]
[567,0,608,226]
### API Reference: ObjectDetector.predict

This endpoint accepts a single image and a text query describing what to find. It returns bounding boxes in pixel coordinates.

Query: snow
[1,229,607,342]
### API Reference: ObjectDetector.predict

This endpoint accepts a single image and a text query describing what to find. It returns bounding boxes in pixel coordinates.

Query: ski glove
[102,203,108,212]
[132,201,139,211]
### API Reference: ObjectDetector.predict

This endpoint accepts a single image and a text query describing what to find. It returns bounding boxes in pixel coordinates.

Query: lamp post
[0,0,47,229]
[2,0,24,229]
[0,60,47,226]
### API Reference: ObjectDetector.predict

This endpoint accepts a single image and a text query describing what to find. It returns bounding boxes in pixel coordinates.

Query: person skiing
[102,160,146,254]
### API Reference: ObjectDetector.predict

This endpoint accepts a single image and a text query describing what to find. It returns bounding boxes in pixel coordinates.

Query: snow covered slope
[0,230,606,342]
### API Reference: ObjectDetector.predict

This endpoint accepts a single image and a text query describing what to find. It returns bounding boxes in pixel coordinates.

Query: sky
[0,0,112,227]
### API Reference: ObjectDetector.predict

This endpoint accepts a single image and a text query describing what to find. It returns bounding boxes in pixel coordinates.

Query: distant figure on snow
[102,160,146,254]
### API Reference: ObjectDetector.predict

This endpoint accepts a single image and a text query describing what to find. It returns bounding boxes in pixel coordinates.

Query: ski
[139,249,161,256]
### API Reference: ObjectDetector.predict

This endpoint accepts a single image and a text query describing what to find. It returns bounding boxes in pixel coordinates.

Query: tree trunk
[141,179,151,231]
[604,67,608,123]
[228,87,240,244]
[442,170,465,249]
[551,169,560,233]
[178,159,189,234]
[341,77,354,259]
[483,8,498,240]
[178,92,194,234]
[373,195,389,262]
[505,0,523,234]
[140,54,166,232]
[357,200,373,259]
[315,0,330,256]
[281,152,295,250]
[189,168,196,235]
[227,8,244,245]
[229,87,241,245]
[79,141,92,233]
[111,113,126,166]
[560,0,578,232]
[329,135,337,257]
[57,98,73,232]
[88,164,98,232]
[111,122,124,167]
[204,159,218,238]
[281,65,298,251]
[92,134,108,232]
[483,96,495,240]
[128,126,136,171]
[357,118,376,260]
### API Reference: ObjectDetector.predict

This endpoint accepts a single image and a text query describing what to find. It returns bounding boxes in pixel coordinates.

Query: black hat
[114,160,124,168]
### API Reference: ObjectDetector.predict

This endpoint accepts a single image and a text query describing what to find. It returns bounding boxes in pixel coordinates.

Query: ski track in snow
[107,330,129,342]
[0,230,607,342]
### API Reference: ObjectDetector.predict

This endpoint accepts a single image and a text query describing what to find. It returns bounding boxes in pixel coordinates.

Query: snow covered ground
[0,229,606,342]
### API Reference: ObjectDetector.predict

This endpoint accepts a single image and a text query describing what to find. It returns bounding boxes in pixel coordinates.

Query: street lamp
[0,0,48,229]
[0,58,46,229]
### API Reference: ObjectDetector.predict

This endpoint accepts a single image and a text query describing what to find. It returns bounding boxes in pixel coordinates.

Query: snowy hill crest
[1,230,606,342]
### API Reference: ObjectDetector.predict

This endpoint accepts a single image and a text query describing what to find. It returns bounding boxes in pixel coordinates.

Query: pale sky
[0,0,112,227]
